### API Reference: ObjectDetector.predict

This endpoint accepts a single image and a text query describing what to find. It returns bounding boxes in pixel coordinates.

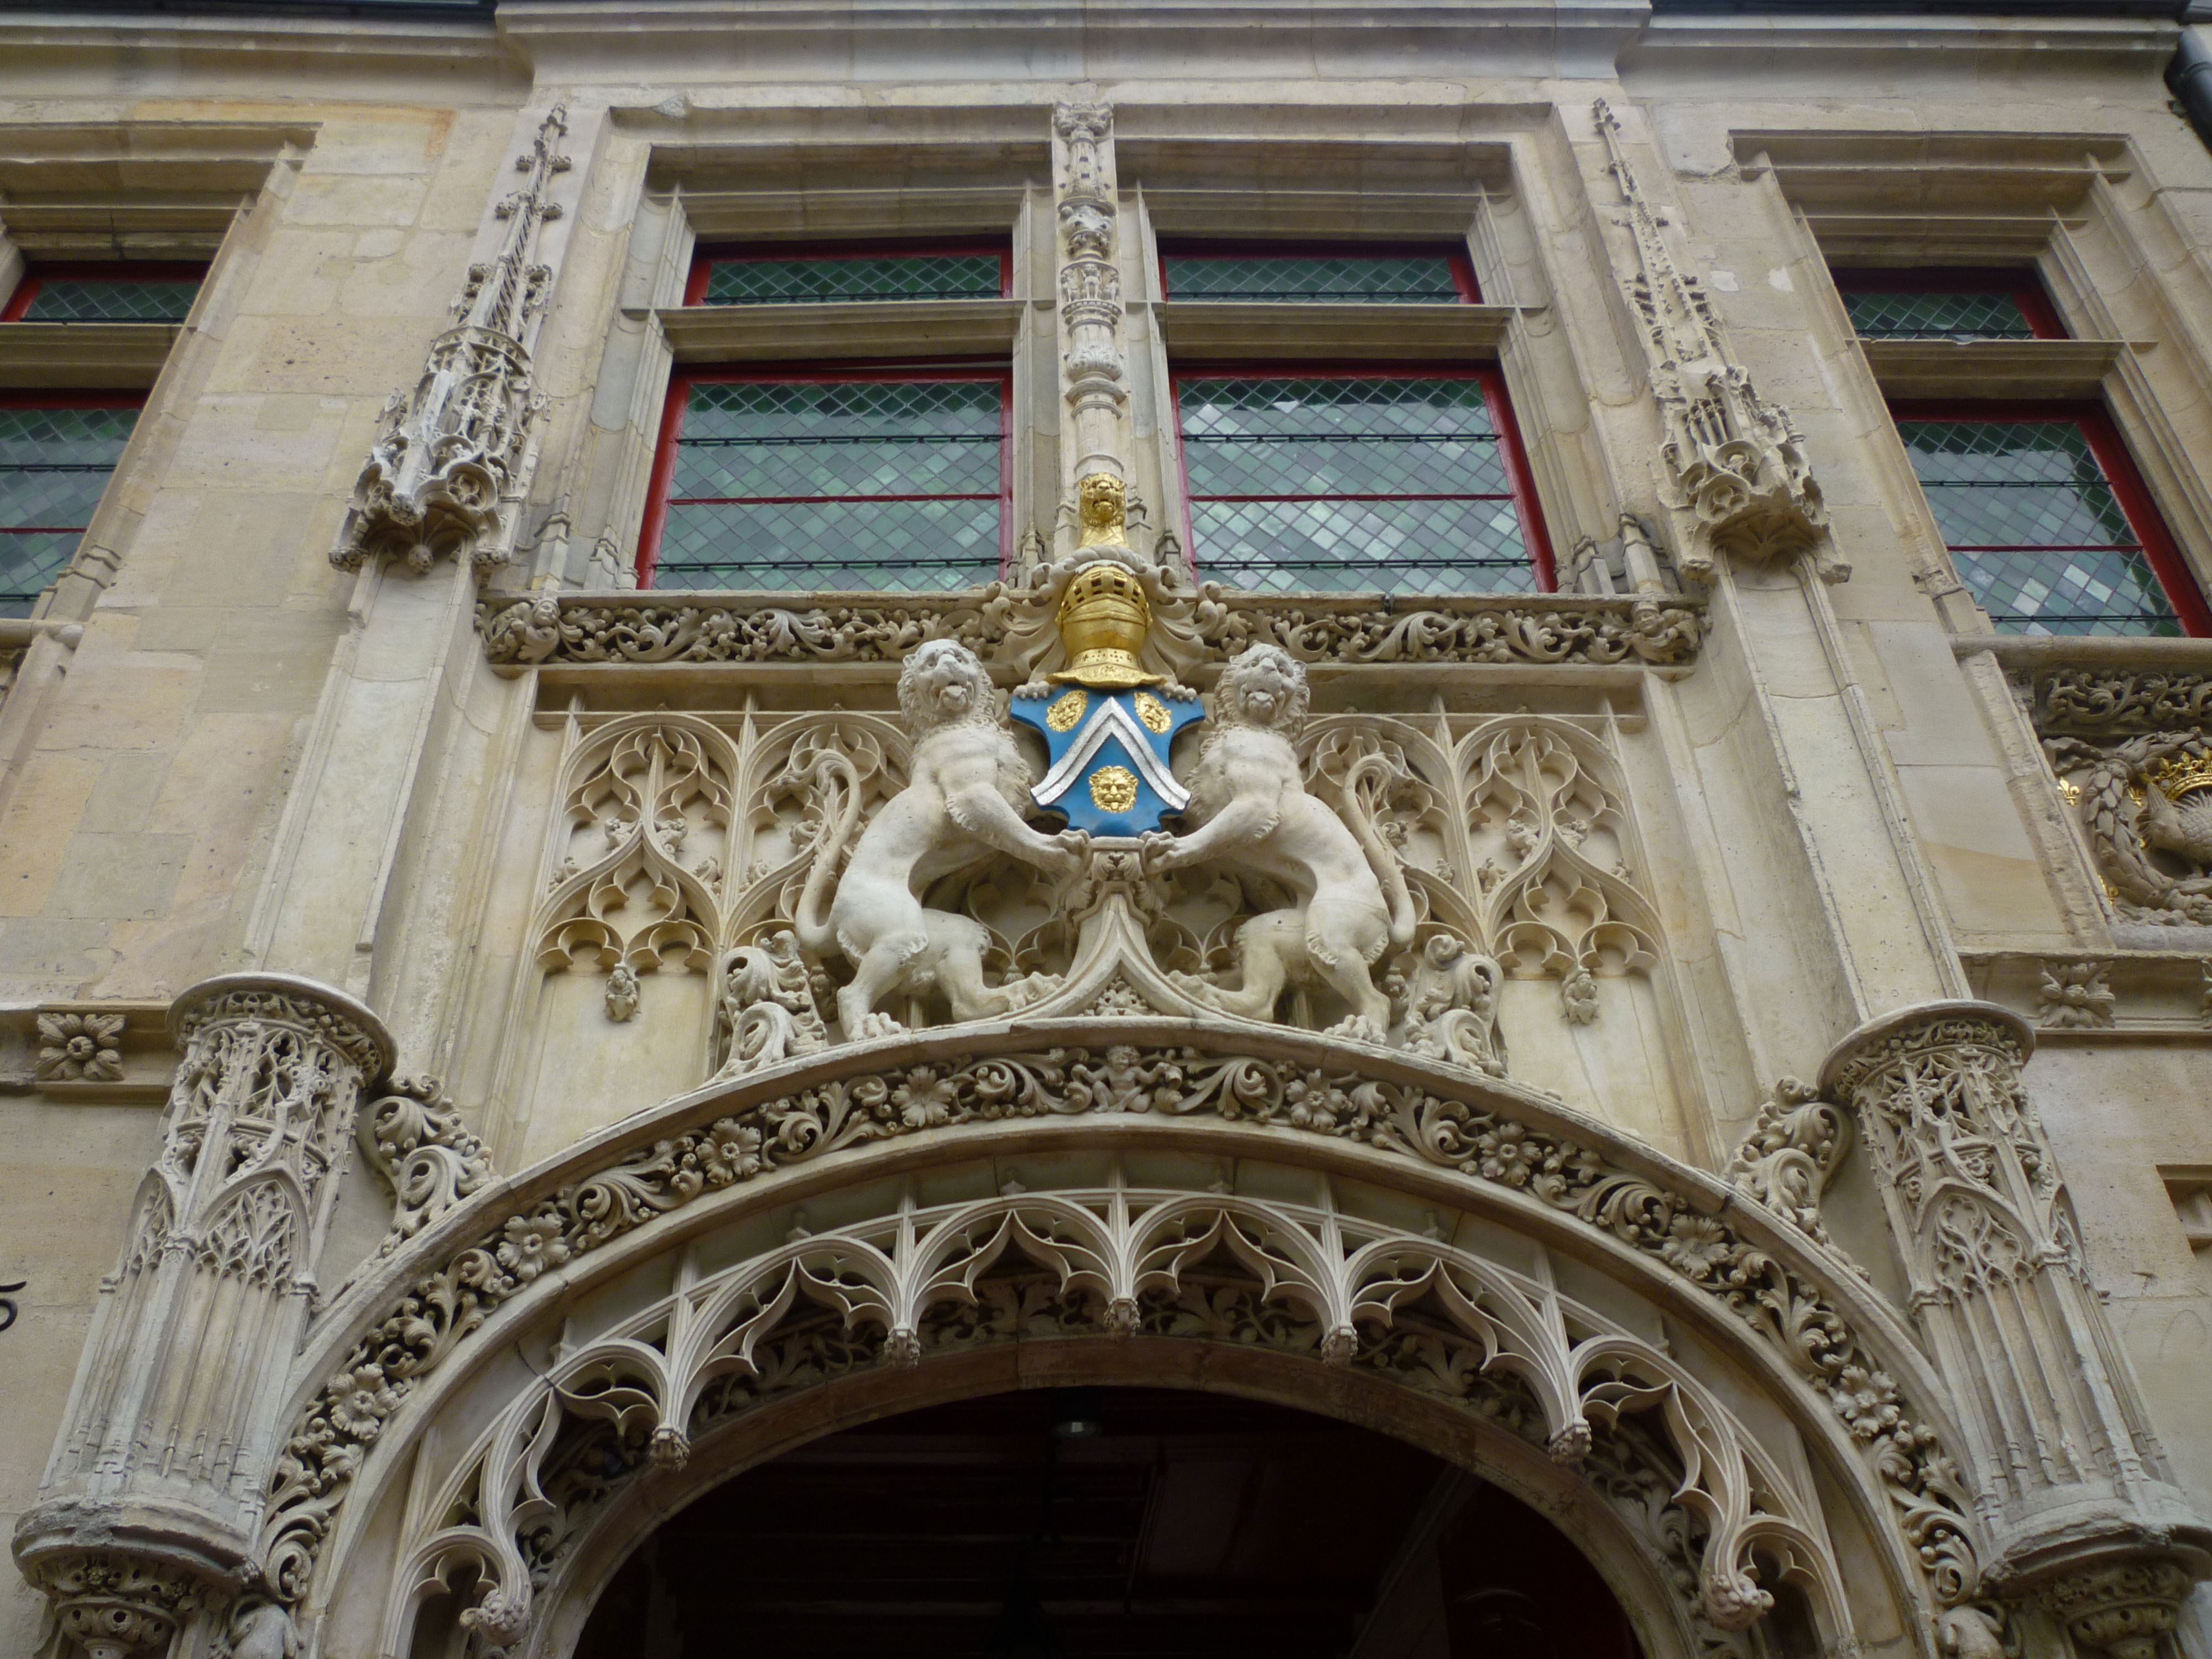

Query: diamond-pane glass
[0,404,138,616]
[701,254,1001,306]
[1843,290,2036,341]
[19,279,201,324]
[1165,255,1464,304]
[656,379,1001,592]
[1898,419,2179,636]
[1177,377,1531,595]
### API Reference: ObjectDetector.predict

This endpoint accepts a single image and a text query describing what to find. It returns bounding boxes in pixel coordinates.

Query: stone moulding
[476,588,1706,672]
[260,1019,1978,1644]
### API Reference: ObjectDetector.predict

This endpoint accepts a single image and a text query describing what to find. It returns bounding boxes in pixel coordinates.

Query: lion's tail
[793,750,866,958]
[1340,751,1418,951]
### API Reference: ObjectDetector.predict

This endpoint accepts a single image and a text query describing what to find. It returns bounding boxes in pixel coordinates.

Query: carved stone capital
[1818,999,2033,1107]
[170,973,396,1084]
[14,1532,234,1659]
[2040,1556,2195,1658]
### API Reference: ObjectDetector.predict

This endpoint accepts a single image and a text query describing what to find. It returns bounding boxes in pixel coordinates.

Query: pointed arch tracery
[264,1023,1974,1659]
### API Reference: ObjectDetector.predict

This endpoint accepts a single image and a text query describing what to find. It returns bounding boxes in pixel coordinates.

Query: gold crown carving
[1049,561,1161,688]
[2152,752,2212,802]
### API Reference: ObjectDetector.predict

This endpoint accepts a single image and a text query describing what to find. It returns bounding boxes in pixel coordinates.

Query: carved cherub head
[896,638,999,734]
[1214,643,1311,737]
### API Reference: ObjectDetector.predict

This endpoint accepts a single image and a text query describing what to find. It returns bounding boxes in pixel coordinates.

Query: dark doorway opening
[576,1386,1643,1659]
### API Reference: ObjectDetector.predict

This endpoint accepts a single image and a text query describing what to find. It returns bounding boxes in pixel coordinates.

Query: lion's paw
[1000,972,1062,1010]
[850,1011,909,1041]
[1325,1013,1391,1046]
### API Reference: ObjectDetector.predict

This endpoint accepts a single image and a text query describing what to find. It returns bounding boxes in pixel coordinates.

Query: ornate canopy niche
[266,1021,1977,1659]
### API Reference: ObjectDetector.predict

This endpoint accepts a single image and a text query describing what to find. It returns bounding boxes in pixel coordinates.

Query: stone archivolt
[363,1180,1850,1658]
[256,1025,1982,1655]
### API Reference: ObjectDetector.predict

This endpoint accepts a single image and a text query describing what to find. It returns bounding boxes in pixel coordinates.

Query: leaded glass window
[16,279,201,324]
[1163,252,1470,304]
[647,377,1003,592]
[1832,269,2057,342]
[1897,415,2186,635]
[1175,375,1540,595]
[694,251,1003,306]
[0,403,139,617]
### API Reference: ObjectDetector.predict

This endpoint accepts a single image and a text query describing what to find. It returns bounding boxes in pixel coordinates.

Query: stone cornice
[477,588,1706,674]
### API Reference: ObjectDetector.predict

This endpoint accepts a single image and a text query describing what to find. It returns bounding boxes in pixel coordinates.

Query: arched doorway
[572,1386,1642,1659]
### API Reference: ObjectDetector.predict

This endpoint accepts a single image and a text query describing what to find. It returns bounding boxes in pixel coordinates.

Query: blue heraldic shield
[1009,685,1205,837]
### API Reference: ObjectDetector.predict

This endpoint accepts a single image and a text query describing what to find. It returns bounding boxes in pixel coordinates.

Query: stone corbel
[1592,102,1839,586]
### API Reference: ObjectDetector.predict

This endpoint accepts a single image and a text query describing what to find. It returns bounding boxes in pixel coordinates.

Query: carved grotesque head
[1215,643,1310,737]
[897,639,999,734]
[1076,472,1126,545]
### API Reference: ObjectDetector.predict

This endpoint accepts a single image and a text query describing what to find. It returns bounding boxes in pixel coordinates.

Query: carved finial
[1592,100,1838,585]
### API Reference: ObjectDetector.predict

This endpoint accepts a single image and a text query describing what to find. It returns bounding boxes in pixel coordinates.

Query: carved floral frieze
[476,588,1705,672]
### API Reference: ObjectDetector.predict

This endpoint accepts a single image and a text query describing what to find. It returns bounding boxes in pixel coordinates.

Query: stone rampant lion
[795,639,1086,1038]
[1144,643,1415,1040]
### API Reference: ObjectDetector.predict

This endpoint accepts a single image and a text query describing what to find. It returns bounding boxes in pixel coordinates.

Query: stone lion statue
[1143,643,1415,1040]
[795,639,1087,1038]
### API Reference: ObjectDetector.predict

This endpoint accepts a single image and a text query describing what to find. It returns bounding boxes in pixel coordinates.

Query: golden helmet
[1050,561,1160,688]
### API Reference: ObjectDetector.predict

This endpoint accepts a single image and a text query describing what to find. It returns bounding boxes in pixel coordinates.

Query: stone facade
[3,3,2212,1657]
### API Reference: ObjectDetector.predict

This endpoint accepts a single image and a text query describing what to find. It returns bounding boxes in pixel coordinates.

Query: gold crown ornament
[2152,751,2212,803]
[1048,561,1162,688]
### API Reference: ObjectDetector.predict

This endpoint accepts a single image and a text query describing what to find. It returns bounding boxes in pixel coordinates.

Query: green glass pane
[675,380,999,500]
[1177,378,1529,594]
[1898,418,2177,635]
[0,528,82,614]
[0,404,138,609]
[656,500,999,592]
[1166,255,1463,304]
[1188,498,1532,597]
[1842,290,2036,341]
[20,279,201,324]
[0,405,137,469]
[701,254,1000,306]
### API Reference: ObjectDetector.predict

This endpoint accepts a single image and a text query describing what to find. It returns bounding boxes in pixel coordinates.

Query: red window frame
[1167,362,1554,592]
[1157,239,1481,305]
[1890,397,2211,636]
[1833,267,2065,340]
[637,363,1014,589]
[683,238,1013,307]
[2,260,208,322]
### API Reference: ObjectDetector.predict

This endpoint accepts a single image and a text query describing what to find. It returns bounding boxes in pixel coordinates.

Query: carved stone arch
[322,1169,1865,1659]
[528,1319,1775,1659]
[265,1025,1976,1659]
